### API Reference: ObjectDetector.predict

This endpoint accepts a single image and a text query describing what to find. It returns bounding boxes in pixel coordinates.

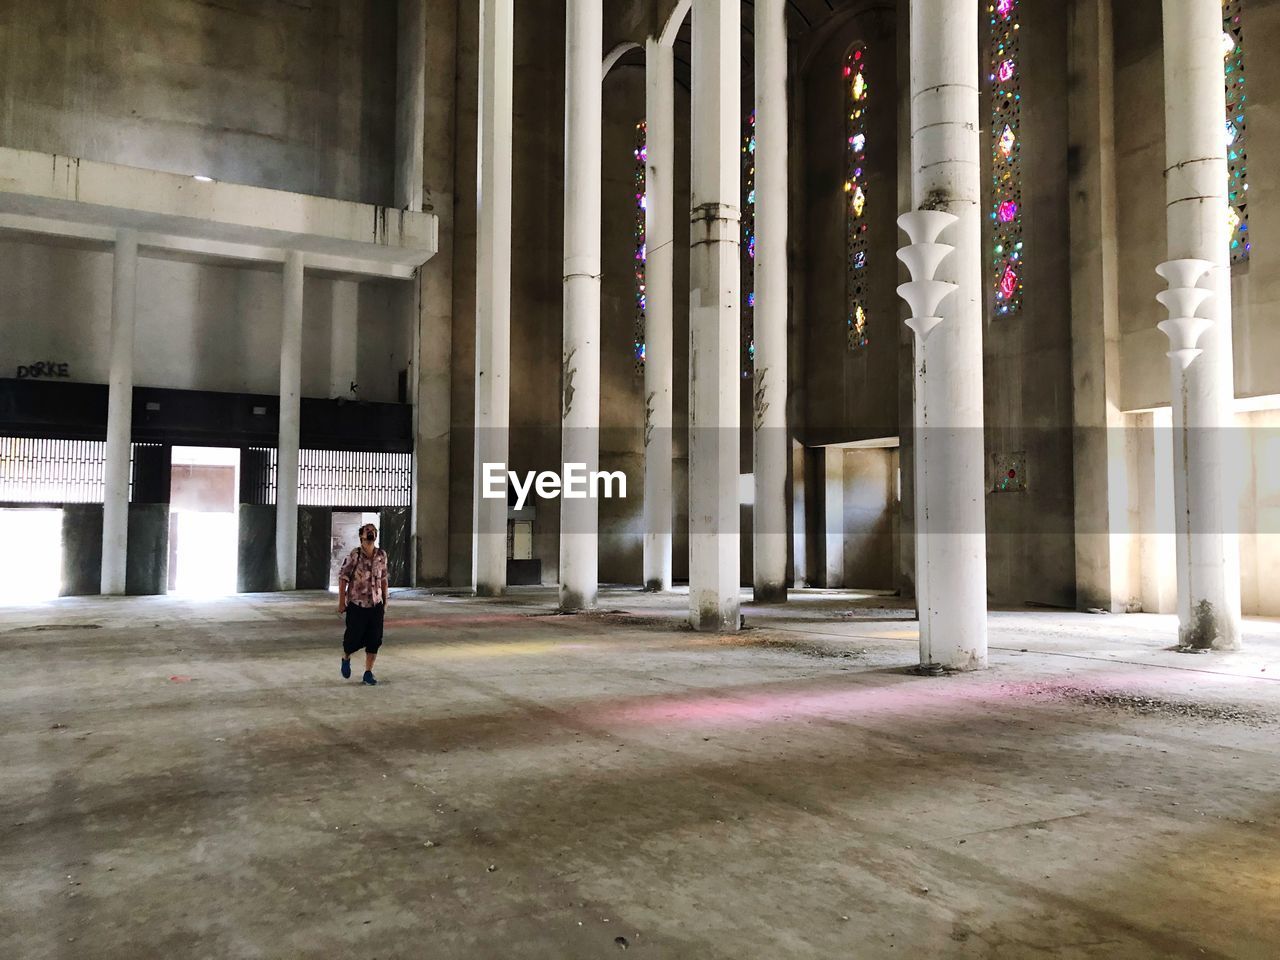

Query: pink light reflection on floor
[590,678,1001,729]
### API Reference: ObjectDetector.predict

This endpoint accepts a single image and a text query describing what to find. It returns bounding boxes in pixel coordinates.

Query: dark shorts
[343,602,385,656]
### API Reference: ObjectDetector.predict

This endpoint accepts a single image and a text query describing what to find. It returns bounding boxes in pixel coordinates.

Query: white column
[1159,0,1241,649]
[559,0,604,612]
[276,251,304,591]
[101,229,138,595]
[907,0,988,669]
[752,0,789,603]
[329,280,359,399]
[395,0,427,212]
[688,0,741,631]
[643,36,675,592]
[472,0,515,597]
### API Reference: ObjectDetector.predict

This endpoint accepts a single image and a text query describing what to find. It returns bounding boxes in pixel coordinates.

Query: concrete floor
[2,588,1279,959]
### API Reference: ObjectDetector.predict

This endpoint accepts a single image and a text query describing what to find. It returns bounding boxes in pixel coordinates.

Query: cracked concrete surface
[2,588,1278,958]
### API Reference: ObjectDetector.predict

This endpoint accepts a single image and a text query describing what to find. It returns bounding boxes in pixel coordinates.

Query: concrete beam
[0,147,437,276]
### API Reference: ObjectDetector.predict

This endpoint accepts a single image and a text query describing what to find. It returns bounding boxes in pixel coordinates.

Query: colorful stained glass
[1224,0,1250,263]
[845,43,871,352]
[742,110,756,377]
[989,0,1023,316]
[633,121,647,375]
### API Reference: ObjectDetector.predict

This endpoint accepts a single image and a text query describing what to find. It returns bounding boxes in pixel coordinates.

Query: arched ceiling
[611,0,887,90]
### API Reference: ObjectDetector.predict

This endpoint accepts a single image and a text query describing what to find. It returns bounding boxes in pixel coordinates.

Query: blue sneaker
[363,671,378,686]
[341,658,351,679]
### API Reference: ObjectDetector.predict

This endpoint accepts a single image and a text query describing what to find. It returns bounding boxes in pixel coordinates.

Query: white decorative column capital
[896,212,958,345]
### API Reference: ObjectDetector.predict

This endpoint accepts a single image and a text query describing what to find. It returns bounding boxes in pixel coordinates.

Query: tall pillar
[276,250,304,592]
[101,229,138,595]
[905,0,987,669]
[1158,0,1241,649]
[395,0,427,212]
[752,0,789,603]
[688,0,741,632]
[472,0,515,597]
[558,0,604,612]
[643,36,675,592]
[329,280,359,399]
[412,0,459,587]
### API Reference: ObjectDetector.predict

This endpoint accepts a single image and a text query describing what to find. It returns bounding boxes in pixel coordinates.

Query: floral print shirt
[339,547,388,607]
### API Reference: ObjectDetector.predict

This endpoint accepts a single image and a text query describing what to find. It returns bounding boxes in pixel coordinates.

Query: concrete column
[907,0,988,669]
[688,0,741,632]
[101,229,138,595]
[472,0,514,597]
[752,0,789,603]
[395,0,427,212]
[329,280,359,399]
[643,36,675,592]
[412,0,459,587]
[559,0,604,612]
[276,250,304,591]
[1159,0,1241,649]
[823,447,844,588]
[1069,0,1133,612]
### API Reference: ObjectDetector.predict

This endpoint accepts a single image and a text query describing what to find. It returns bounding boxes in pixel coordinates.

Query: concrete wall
[1240,409,1280,617]
[0,238,412,403]
[0,0,397,204]
[126,503,169,595]
[60,503,102,596]
[841,447,896,590]
[980,0,1076,609]
[799,6,900,447]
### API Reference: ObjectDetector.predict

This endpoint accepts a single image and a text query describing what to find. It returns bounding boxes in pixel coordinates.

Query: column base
[558,589,596,614]
[1178,600,1242,651]
[643,579,668,593]
[689,605,741,633]
[474,584,505,599]
[752,582,788,604]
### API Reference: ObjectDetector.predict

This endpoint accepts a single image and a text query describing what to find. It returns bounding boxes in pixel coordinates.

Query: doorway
[0,508,63,602]
[168,447,239,596]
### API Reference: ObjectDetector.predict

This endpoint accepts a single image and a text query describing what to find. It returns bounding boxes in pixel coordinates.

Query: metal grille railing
[297,449,411,508]
[0,440,410,508]
[241,447,278,506]
[0,437,107,503]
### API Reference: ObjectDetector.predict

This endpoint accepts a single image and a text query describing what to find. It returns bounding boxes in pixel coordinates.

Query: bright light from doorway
[169,446,239,597]
[0,509,63,603]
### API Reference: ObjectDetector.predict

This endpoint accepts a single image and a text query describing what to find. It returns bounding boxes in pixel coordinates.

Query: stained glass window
[633,121,647,375]
[742,110,757,378]
[1224,0,1250,263]
[988,0,1023,316]
[844,45,870,351]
